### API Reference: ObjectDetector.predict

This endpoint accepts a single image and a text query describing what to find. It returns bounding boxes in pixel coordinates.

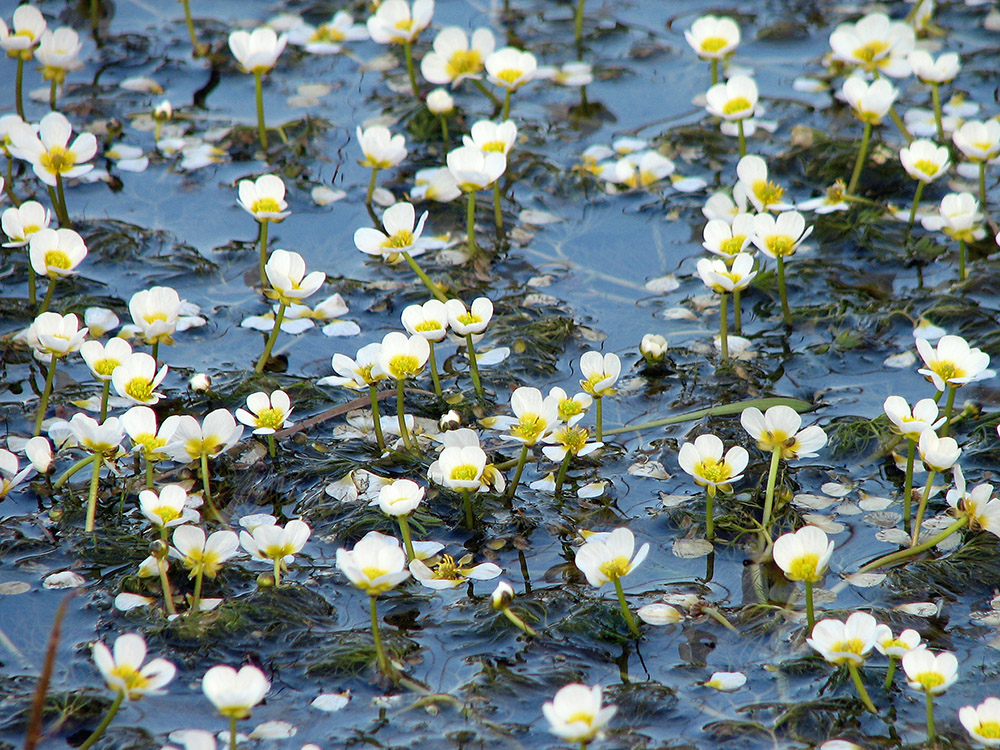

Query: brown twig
[24,591,78,750]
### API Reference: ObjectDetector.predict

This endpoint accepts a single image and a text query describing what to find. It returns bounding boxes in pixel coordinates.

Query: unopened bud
[426,88,455,115]
[640,333,668,363]
[439,409,461,431]
[149,540,169,560]
[152,99,172,122]
[189,373,211,392]
[491,580,514,610]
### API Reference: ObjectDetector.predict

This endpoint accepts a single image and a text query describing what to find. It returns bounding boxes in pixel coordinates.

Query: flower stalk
[253,70,268,151]
[84,453,102,533]
[847,121,872,196]
[368,384,386,451]
[34,355,60,436]
[847,663,877,713]
[464,333,484,401]
[254,301,287,373]
[77,691,124,750]
[613,577,640,638]
[761,447,782,531]
[910,468,936,546]
[855,516,967,575]
[257,219,270,290]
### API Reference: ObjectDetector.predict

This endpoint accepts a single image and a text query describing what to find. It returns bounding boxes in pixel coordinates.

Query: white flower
[917,431,961,473]
[318,344,386,389]
[202,664,270,718]
[66,414,123,454]
[829,13,913,77]
[139,485,199,529]
[122,405,180,461]
[336,530,410,595]
[947,466,1000,536]
[484,46,537,90]
[0,449,33,498]
[535,61,593,86]
[92,633,176,700]
[357,125,407,169]
[411,166,461,202]
[287,11,368,54]
[842,76,898,124]
[952,119,1000,162]
[772,526,835,582]
[752,210,813,259]
[696,252,757,293]
[434,445,487,490]
[915,334,994,391]
[445,297,493,336]
[425,87,454,114]
[684,15,740,60]
[375,478,424,516]
[900,139,950,183]
[703,213,754,257]
[705,75,758,121]
[883,396,945,439]
[677,434,748,493]
[235,390,294,435]
[705,672,747,691]
[636,603,682,625]
[574,527,649,588]
[78,337,131,382]
[740,405,827,459]
[908,50,960,83]
[9,111,97,187]
[237,174,289,222]
[265,249,326,304]
[2,200,51,247]
[874,625,922,657]
[377,331,429,380]
[401,299,449,342]
[36,27,83,82]
[24,436,53,474]
[354,201,429,258]
[366,0,434,44]
[492,386,559,445]
[165,409,243,462]
[640,333,668,362]
[921,192,986,242]
[409,554,501,589]
[547,386,592,426]
[128,286,182,346]
[703,189,748,223]
[170,525,241,579]
[111,352,168,406]
[0,6,46,57]
[579,351,621,397]
[902,649,958,694]
[736,155,791,213]
[603,151,675,188]
[27,311,87,358]
[228,27,287,73]
[543,683,616,743]
[806,611,878,665]
[240,519,311,565]
[446,145,506,191]
[420,26,494,85]
[463,120,517,155]
[541,425,601,462]
[959,697,1000,747]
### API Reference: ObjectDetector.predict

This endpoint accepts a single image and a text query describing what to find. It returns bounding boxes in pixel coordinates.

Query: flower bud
[426,88,454,115]
[149,539,169,560]
[640,333,668,363]
[189,373,212,392]
[491,580,514,610]
[153,100,173,122]
[439,409,461,431]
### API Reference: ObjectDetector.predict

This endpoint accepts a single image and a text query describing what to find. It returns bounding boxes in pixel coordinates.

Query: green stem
[368,384,385,452]
[554,452,572,499]
[77,691,123,750]
[466,190,478,257]
[272,555,282,586]
[99,380,110,422]
[255,301,287,373]
[595,396,603,442]
[258,219,269,290]
[710,58,718,86]
[370,595,390,675]
[502,89,511,120]
[254,70,268,152]
[884,656,896,691]
[180,0,203,56]
[506,443,529,503]
[191,566,204,614]
[925,689,936,741]
[267,433,275,459]
[940,385,956,437]
[27,264,36,306]
[888,104,913,144]
[804,579,815,631]
[719,291,729,361]
[762,447,782,530]
[200,452,220,521]
[908,180,925,230]
[902,439,916,533]
[38,277,56,314]
[855,517,967,575]
[958,239,967,282]
[427,342,442,397]
[737,119,746,159]
[472,78,500,107]
[501,606,537,636]
[151,340,159,366]
[5,156,20,207]
[403,39,420,101]
[397,514,415,560]
[15,56,27,120]
[613,577,640,638]
[705,486,715,543]
[602,396,812,436]
[776,255,791,325]
[574,0,585,54]
[145,455,154,489]
[54,173,71,228]
[492,181,503,234]
[158,558,176,615]
[464,333,484,401]
[930,83,944,143]
[33,355,59,436]
[400,250,447,301]
[49,79,57,111]
[910,468,936,546]
[847,662,876,713]
[229,715,238,750]
[395,378,413,450]
[461,488,475,529]
[847,121,872,196]
[365,167,379,204]
[733,288,742,334]
[54,454,96,489]
[84,453,102,533]
[439,115,449,151]
[979,161,987,211]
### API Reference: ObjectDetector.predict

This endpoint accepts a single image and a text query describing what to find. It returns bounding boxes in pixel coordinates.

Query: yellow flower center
[312,25,346,43]
[787,553,821,582]
[555,426,589,454]
[914,672,946,691]
[450,465,480,482]
[388,354,420,379]
[598,555,631,581]
[854,40,891,64]
[446,50,482,79]
[143,312,169,324]
[39,145,77,175]
[512,414,544,443]
[414,320,442,332]
[44,249,71,270]
[94,357,120,377]
[430,554,461,580]
[913,159,940,177]
[261,540,295,559]
[185,548,225,578]
[251,197,282,214]
[722,97,752,116]
[719,235,746,254]
[693,457,732,485]
[109,665,150,694]
[565,710,595,725]
[457,312,481,326]
[830,638,867,656]
[254,407,285,430]
[481,140,506,153]
[495,68,522,85]
[975,722,1000,739]
[765,235,796,257]
[154,505,181,524]
[752,179,785,208]
[125,377,154,402]
[558,399,583,422]
[382,229,414,249]
[930,360,965,383]
[185,436,223,459]
[22,223,41,236]
[136,434,166,458]
[394,18,413,31]
[700,37,729,54]
[826,182,846,202]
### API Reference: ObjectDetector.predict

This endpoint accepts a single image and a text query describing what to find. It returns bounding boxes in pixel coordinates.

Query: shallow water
[2,0,1000,749]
